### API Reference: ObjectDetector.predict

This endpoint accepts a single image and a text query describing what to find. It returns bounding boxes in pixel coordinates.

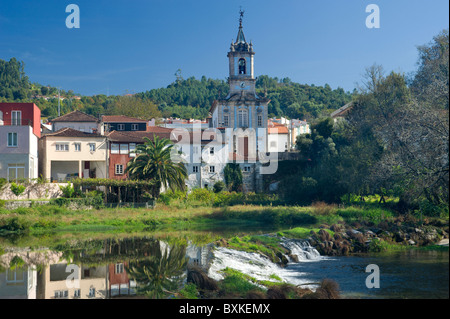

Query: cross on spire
[239,7,245,26]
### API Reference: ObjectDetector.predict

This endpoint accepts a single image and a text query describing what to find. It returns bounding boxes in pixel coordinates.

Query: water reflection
[0,236,448,299]
[0,237,211,299]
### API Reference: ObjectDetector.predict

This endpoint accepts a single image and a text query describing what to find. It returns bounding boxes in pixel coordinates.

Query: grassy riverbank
[0,202,394,234]
[1,201,448,256]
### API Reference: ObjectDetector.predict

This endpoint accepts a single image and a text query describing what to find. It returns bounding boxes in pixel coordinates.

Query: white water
[208,238,323,289]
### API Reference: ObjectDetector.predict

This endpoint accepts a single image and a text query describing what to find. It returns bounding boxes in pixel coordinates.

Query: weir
[207,238,322,288]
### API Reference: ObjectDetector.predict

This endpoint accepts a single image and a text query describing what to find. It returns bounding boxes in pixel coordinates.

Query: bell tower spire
[236,8,246,44]
[227,8,255,95]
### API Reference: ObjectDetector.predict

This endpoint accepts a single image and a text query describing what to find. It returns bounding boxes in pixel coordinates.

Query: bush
[10,183,26,197]
[0,178,7,190]
[59,182,75,198]
[0,216,31,233]
[418,200,449,218]
[188,188,215,204]
[213,181,225,193]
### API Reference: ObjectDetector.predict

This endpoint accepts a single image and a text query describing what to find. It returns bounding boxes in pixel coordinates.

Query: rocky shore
[307,218,449,256]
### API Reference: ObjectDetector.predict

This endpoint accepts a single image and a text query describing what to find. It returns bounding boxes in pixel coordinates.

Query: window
[56,144,69,151]
[7,132,17,147]
[117,124,125,130]
[89,143,96,152]
[74,143,81,151]
[6,267,25,283]
[238,58,246,75]
[238,109,248,127]
[8,164,25,181]
[192,166,199,173]
[115,263,124,274]
[129,143,136,157]
[74,289,81,298]
[54,290,68,298]
[11,111,21,126]
[89,288,96,297]
[257,115,263,127]
[209,166,215,173]
[244,165,251,172]
[120,144,128,154]
[111,143,119,154]
[115,164,124,175]
[210,147,214,155]
[224,115,229,127]
[131,124,139,131]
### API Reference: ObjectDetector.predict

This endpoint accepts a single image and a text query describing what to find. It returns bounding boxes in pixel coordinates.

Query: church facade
[178,11,272,193]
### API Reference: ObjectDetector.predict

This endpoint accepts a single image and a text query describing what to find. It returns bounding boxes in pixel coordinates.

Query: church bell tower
[227,9,256,95]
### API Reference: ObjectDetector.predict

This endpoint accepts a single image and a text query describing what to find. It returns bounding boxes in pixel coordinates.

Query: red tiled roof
[107,130,173,143]
[146,126,174,133]
[102,115,147,123]
[42,127,104,138]
[52,110,99,123]
[268,121,289,134]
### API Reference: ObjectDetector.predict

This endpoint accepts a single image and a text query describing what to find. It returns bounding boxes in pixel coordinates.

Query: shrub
[213,181,226,193]
[311,201,337,215]
[188,188,214,204]
[0,216,31,233]
[179,283,199,299]
[10,183,26,197]
[0,178,7,190]
[59,182,75,198]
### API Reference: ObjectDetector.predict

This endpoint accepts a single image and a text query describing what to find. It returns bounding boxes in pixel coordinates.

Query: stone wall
[0,182,63,200]
[3,200,51,209]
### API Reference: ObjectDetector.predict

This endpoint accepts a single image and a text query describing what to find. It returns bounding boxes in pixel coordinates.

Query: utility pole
[58,88,61,117]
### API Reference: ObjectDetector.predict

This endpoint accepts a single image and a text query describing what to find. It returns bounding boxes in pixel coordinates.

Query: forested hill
[139,75,353,120]
[0,57,353,121]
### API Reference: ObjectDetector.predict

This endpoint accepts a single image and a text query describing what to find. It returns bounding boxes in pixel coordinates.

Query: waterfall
[280,237,321,261]
[208,238,322,288]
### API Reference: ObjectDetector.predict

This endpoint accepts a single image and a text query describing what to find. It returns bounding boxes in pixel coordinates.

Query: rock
[365,230,376,237]
[437,239,449,246]
[319,229,331,241]
[408,240,416,245]
[288,254,299,263]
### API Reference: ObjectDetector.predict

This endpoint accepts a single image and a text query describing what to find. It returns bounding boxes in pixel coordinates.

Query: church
[176,10,274,193]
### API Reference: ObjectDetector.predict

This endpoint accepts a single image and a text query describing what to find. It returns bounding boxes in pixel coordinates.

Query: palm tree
[126,135,187,199]
[126,242,188,299]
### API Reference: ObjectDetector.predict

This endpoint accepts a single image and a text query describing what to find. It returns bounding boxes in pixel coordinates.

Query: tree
[126,136,187,199]
[223,163,243,192]
[110,95,161,120]
[347,62,448,208]
[126,242,188,299]
[410,29,449,110]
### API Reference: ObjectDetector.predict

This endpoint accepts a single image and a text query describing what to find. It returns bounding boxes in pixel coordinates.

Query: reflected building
[0,266,37,299]
[0,238,215,299]
[36,262,108,299]
[108,262,137,298]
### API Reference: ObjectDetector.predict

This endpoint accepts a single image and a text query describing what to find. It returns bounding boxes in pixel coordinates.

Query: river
[0,235,448,299]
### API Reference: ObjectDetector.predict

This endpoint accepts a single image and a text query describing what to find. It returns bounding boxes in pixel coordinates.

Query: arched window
[238,58,246,75]
[238,109,248,127]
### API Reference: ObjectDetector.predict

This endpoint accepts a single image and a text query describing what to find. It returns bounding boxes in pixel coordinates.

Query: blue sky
[0,0,448,96]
